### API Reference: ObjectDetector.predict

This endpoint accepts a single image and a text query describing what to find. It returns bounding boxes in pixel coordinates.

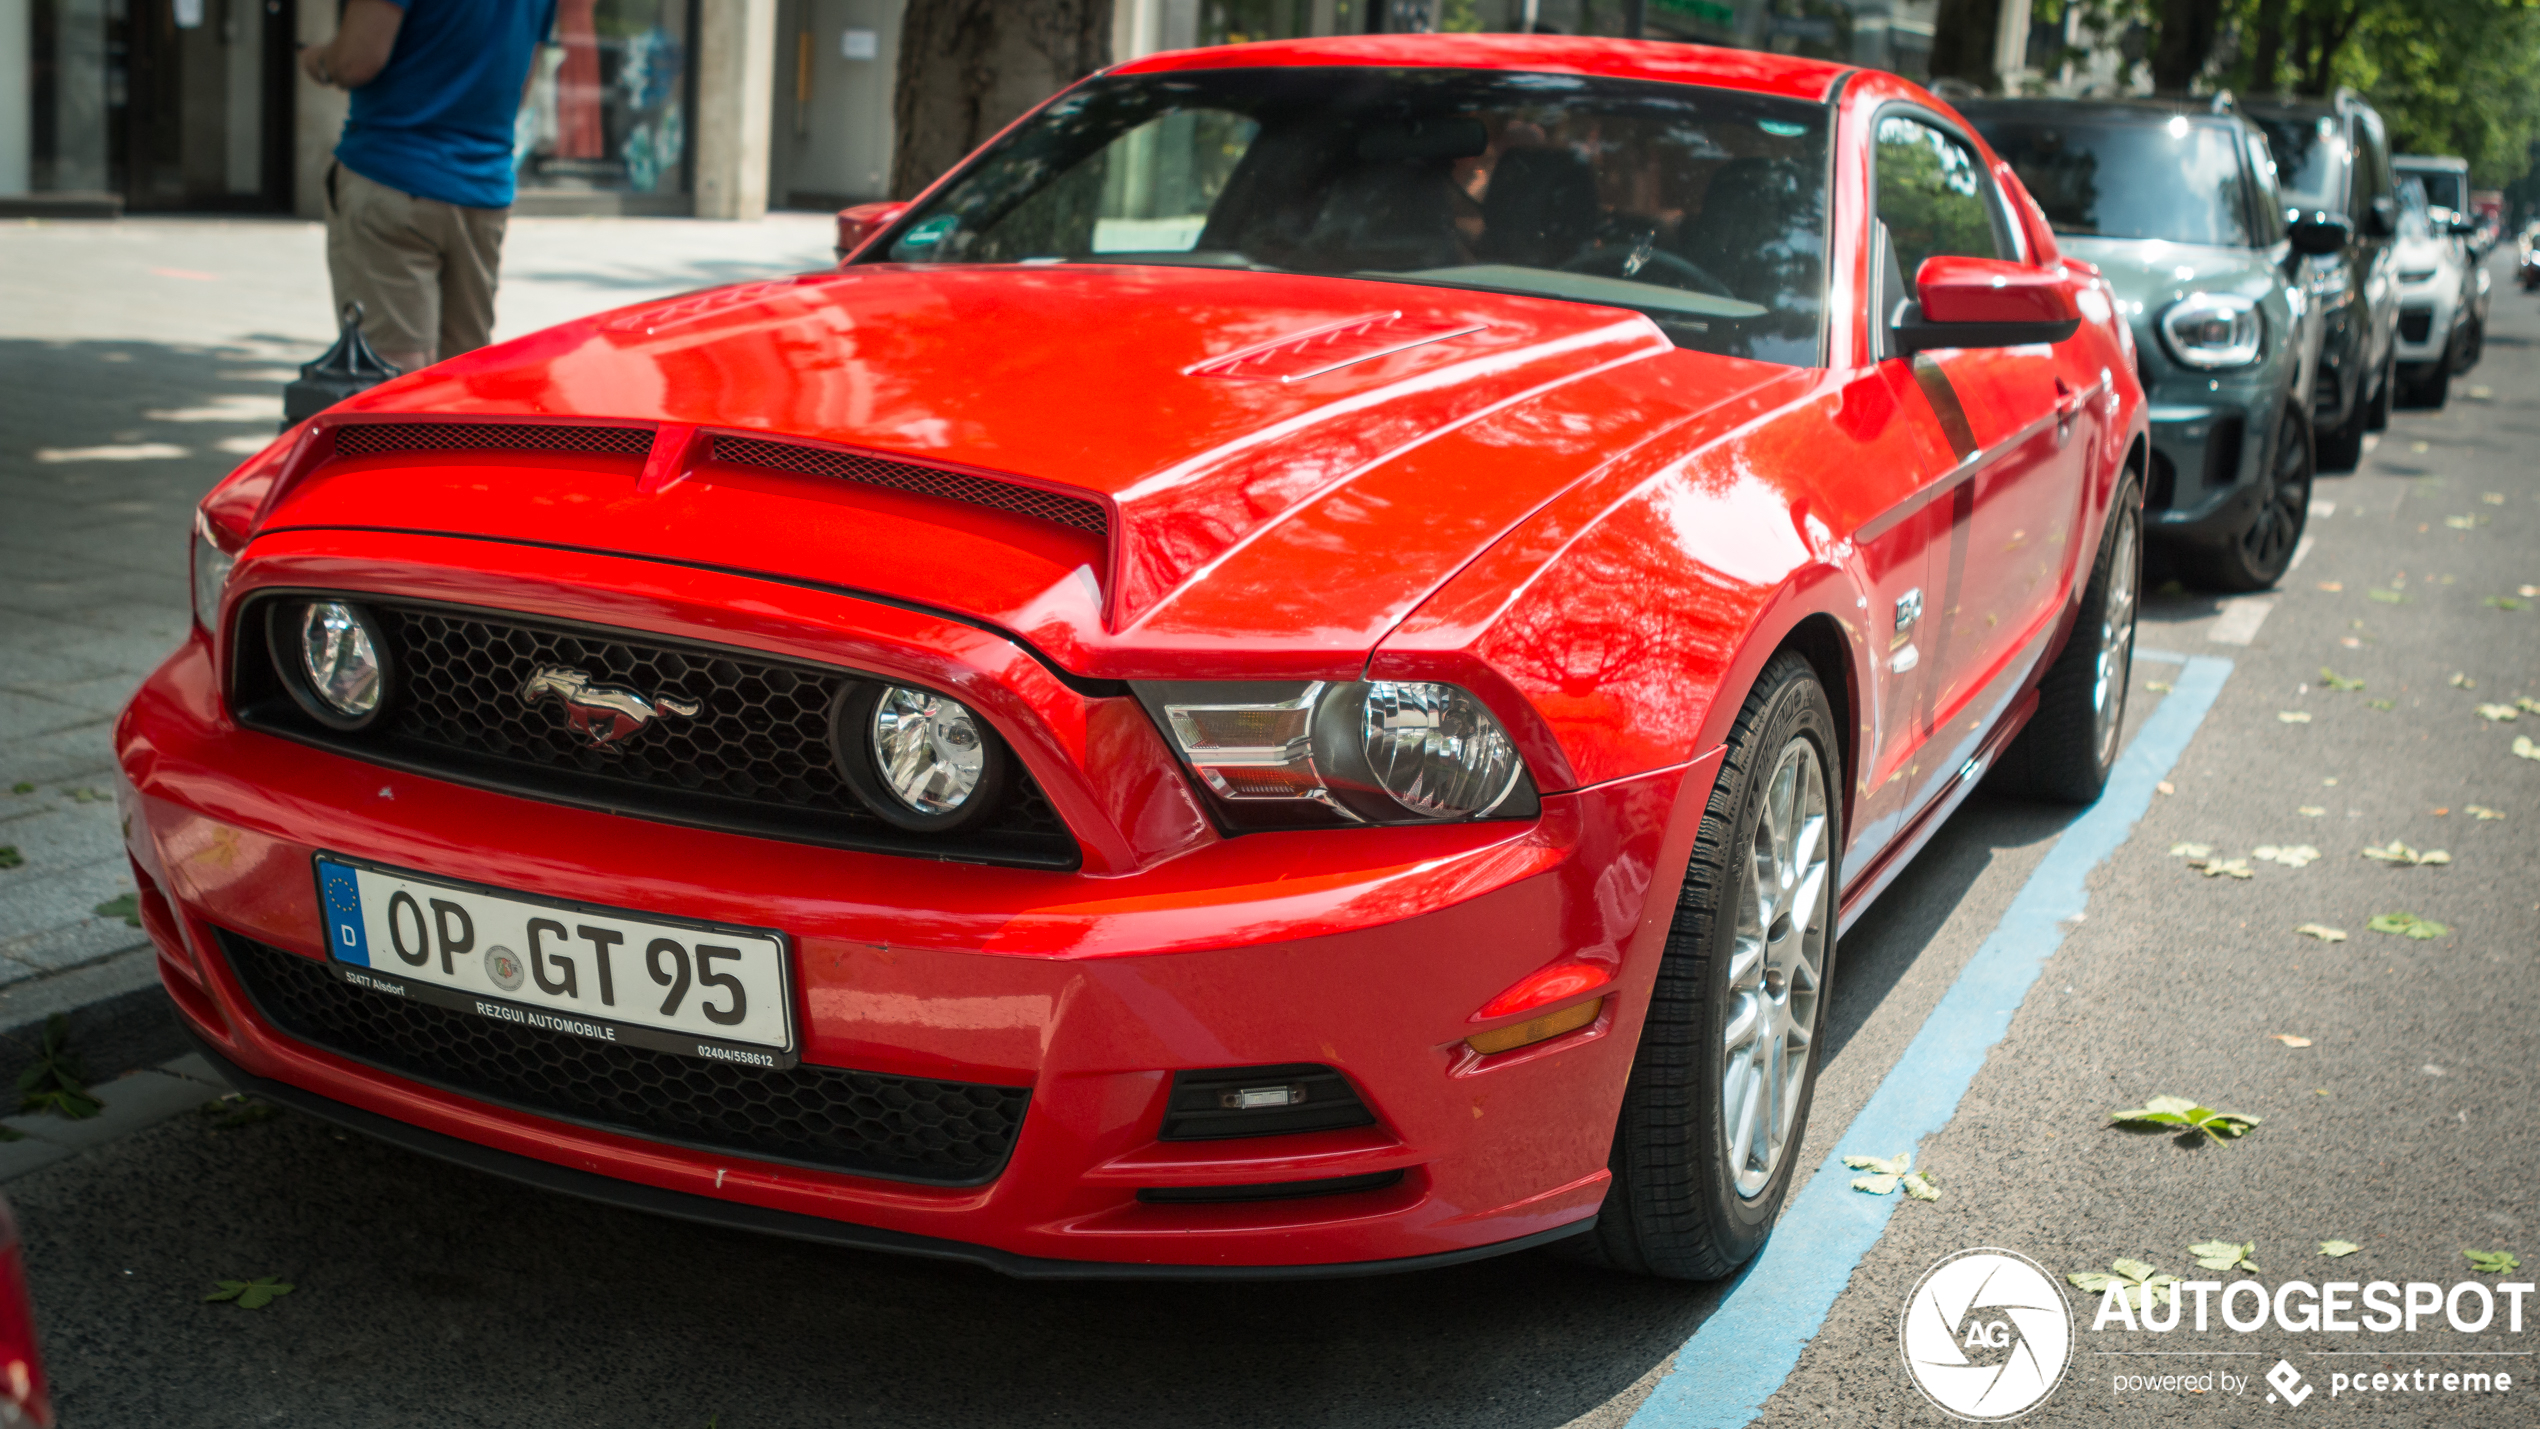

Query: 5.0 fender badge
[522,665,701,747]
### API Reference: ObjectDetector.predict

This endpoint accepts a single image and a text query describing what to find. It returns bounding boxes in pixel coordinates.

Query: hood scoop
[1185,311,1484,383]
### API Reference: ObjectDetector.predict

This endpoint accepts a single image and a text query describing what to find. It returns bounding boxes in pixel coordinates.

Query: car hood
[256,264,1793,676]
[2058,236,2283,311]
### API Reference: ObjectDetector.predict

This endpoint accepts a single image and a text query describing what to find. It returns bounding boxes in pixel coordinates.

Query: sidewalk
[0,214,834,1043]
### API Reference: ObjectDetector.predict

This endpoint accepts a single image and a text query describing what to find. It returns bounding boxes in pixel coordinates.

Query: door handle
[2053,377,2082,419]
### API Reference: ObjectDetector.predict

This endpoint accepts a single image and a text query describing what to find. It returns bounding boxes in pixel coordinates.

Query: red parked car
[124,35,2143,1279]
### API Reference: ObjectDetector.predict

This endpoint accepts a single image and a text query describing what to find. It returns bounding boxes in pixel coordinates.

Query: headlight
[1142,680,1533,827]
[190,514,237,633]
[834,683,1008,832]
[2159,292,2261,369]
[268,599,391,729]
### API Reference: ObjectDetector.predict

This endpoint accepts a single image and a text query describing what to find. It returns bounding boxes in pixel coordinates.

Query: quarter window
[1875,116,2004,282]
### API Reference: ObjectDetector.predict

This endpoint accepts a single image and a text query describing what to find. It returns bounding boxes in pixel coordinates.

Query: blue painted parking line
[1627,651,2232,1429]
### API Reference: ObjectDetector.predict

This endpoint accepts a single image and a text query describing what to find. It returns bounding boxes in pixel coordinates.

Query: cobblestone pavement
[0,214,835,987]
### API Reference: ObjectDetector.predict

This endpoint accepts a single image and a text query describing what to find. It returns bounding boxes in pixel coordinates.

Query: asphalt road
[6,247,2534,1428]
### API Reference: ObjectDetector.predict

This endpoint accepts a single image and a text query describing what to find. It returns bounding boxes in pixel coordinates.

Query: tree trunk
[889,0,1112,201]
[2148,0,2223,93]
[1929,0,2005,91]
[2247,0,2287,95]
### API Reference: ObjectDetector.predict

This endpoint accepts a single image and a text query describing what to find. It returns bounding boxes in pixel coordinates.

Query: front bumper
[2140,392,2283,546]
[2393,282,2460,368]
[118,585,1699,1271]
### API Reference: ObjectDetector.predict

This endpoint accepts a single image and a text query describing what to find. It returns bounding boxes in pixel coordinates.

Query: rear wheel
[2315,366,2367,473]
[2185,404,2311,592]
[2364,348,2395,431]
[1587,653,1838,1280]
[1993,480,2141,804]
[2399,335,2456,409]
[2457,314,2484,371]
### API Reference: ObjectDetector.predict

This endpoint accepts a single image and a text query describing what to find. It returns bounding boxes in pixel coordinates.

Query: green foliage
[93,893,140,928]
[2366,910,2449,938]
[18,1015,99,1121]
[0,847,19,871]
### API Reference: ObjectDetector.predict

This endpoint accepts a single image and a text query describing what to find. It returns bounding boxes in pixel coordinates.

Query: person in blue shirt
[301,0,559,374]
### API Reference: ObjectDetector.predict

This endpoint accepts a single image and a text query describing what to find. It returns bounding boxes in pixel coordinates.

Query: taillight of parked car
[0,1200,53,1428]
[1133,679,1536,829]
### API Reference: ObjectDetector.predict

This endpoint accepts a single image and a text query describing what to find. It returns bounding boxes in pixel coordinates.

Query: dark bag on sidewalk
[281,302,402,430]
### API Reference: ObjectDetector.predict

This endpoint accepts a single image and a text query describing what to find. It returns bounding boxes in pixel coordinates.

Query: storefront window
[515,0,692,195]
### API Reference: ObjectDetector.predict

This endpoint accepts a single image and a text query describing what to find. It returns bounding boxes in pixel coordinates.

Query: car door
[2350,111,2403,385]
[1871,112,2090,798]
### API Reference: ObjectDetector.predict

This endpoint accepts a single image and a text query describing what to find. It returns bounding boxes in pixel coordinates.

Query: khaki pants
[324,162,509,368]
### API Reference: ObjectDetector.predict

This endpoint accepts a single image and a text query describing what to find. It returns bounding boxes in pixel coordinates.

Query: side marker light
[1465,996,1605,1057]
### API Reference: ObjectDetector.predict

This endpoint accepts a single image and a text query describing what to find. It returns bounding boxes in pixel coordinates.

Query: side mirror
[2446,212,2480,237]
[1890,256,2083,355]
[2287,210,2352,256]
[835,201,911,264]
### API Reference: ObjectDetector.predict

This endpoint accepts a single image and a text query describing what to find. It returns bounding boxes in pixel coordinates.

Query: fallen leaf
[2317,581,2345,592]
[2523,587,2540,600]
[2253,844,2321,868]
[2155,780,2175,794]
[2169,842,2213,858]
[2187,857,2253,879]
[2070,1260,2180,1309]
[2411,441,2431,453]
[1841,1151,1939,1202]
[2319,667,2365,691]
[2191,1239,2263,1273]
[91,893,140,928]
[2278,711,2313,723]
[2367,911,2449,940]
[2464,1249,2522,1276]
[2449,673,2475,688]
[2294,923,2348,942]
[2478,704,2523,722]
[2490,596,2530,611]
[2368,589,2406,604]
[2362,841,2449,866]
[2147,681,2174,693]
[2517,736,2540,762]
[2520,698,2540,715]
[2320,1240,2361,1258]
[2368,698,2395,710]
[205,1276,295,1310]
[2269,1034,2312,1047]
[2483,493,2508,505]
[2466,806,2505,820]
[2297,806,2326,817]
[2110,1094,2261,1145]
[2446,515,2478,530]
[0,847,19,871]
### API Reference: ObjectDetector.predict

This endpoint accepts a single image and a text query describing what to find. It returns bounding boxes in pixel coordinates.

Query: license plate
[313,855,795,1068]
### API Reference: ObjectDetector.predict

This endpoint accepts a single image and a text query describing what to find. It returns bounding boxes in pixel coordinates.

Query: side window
[1875,115,2005,284]
[2352,114,2393,221]
[2246,131,2286,241]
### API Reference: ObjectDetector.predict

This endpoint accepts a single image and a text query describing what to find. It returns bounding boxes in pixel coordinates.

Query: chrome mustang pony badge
[521,665,701,747]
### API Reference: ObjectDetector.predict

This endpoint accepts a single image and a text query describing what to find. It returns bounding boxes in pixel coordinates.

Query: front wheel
[1993,479,2141,803]
[2186,404,2311,592]
[1587,653,1838,1280]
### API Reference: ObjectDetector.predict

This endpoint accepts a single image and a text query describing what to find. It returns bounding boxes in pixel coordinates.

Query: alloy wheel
[2091,505,2141,768]
[2236,410,2312,574]
[1722,736,1830,1199]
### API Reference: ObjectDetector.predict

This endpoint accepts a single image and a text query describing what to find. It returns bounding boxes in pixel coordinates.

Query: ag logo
[1901,1248,2073,1421]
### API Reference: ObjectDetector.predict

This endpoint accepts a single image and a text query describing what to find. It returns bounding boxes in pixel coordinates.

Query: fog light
[268,599,392,730]
[1466,996,1605,1057]
[834,682,1009,833]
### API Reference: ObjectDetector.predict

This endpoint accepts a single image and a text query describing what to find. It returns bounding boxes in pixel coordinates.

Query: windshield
[874,68,1834,366]
[2400,166,2466,213]
[1973,115,2254,246]
[2250,113,2346,210]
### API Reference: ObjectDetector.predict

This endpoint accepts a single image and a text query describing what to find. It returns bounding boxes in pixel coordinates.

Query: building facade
[3,0,2033,219]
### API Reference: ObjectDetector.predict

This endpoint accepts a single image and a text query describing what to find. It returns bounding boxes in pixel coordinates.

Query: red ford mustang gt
[120,35,2144,1279]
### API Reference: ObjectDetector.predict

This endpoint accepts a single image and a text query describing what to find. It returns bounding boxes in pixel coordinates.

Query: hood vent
[710,434,1108,538]
[335,422,656,458]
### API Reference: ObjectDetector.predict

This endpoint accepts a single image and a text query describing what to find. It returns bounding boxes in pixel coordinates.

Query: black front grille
[336,422,655,458]
[2399,306,2435,344]
[231,598,1076,868]
[219,931,1031,1184]
[2197,416,2244,492]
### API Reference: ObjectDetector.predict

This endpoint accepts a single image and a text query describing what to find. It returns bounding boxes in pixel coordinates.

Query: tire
[1586,652,1839,1281]
[2457,315,2484,372]
[2315,367,2367,473]
[1992,479,2141,804]
[2364,348,2394,431]
[2397,349,2453,410]
[2185,404,2312,592]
